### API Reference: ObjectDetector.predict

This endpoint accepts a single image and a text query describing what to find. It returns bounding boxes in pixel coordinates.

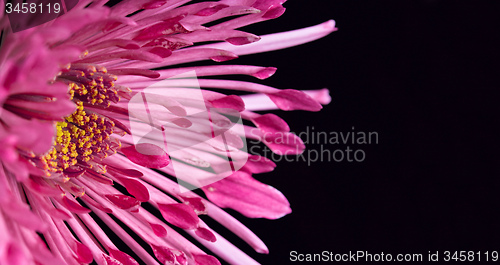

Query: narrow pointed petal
[61,197,91,214]
[243,155,276,174]
[109,249,140,265]
[252,113,290,133]
[193,254,221,265]
[201,20,336,55]
[209,95,245,112]
[158,203,198,230]
[117,177,150,202]
[203,171,291,219]
[266,89,323,111]
[105,194,141,211]
[149,223,168,237]
[150,245,175,264]
[195,227,217,242]
[75,242,94,264]
[121,143,170,168]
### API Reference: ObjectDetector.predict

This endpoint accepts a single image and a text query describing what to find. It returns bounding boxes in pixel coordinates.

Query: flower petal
[195,227,217,242]
[266,89,323,111]
[105,194,141,212]
[121,143,170,168]
[202,20,336,56]
[157,203,198,229]
[149,223,168,237]
[150,245,175,264]
[109,249,140,265]
[193,254,221,265]
[252,113,290,133]
[209,95,245,112]
[117,177,150,202]
[203,171,291,219]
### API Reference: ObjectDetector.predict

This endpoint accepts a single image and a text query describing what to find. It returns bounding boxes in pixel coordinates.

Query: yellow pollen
[40,64,129,176]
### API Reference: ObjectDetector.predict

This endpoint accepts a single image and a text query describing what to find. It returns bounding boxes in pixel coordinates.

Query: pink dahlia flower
[0,0,334,264]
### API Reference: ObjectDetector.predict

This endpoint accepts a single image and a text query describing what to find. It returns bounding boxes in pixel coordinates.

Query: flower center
[40,64,127,174]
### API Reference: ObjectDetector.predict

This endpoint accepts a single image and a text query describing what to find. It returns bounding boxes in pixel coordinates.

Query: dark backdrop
[232,1,500,264]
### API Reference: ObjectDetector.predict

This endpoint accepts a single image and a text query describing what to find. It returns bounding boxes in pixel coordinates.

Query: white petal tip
[324,20,337,31]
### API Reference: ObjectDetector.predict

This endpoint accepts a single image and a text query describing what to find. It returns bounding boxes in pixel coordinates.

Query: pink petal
[150,245,175,264]
[121,143,170,168]
[252,0,286,11]
[109,249,140,265]
[171,118,192,128]
[24,178,64,197]
[147,47,173,58]
[262,5,286,19]
[303,88,332,105]
[266,89,323,111]
[180,196,207,214]
[195,4,229,16]
[0,242,28,265]
[202,20,336,56]
[8,117,55,155]
[0,135,17,163]
[86,39,141,52]
[77,50,164,64]
[209,95,245,112]
[85,170,114,185]
[132,15,188,41]
[253,67,277,79]
[61,197,91,214]
[252,113,290,133]
[263,131,305,155]
[48,208,72,220]
[175,251,188,265]
[74,242,93,264]
[193,254,221,265]
[181,29,260,46]
[81,195,113,214]
[105,194,141,211]
[2,200,46,231]
[195,227,217,242]
[149,223,168,237]
[106,165,144,178]
[5,98,76,118]
[103,253,124,265]
[118,177,150,202]
[243,155,276,174]
[109,68,160,78]
[2,160,28,182]
[157,203,198,229]
[203,171,291,219]
[142,0,168,9]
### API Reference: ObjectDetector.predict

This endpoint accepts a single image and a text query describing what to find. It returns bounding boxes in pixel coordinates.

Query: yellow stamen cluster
[42,101,115,173]
[69,82,88,100]
[41,64,126,175]
[65,67,120,107]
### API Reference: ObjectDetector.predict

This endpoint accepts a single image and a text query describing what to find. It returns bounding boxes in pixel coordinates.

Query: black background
[226,1,500,264]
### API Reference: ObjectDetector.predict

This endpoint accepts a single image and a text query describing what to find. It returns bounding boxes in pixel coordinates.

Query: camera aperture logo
[249,126,379,165]
[128,71,248,192]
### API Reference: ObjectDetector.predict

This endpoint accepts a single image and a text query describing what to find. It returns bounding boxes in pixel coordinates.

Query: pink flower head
[0,0,335,264]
